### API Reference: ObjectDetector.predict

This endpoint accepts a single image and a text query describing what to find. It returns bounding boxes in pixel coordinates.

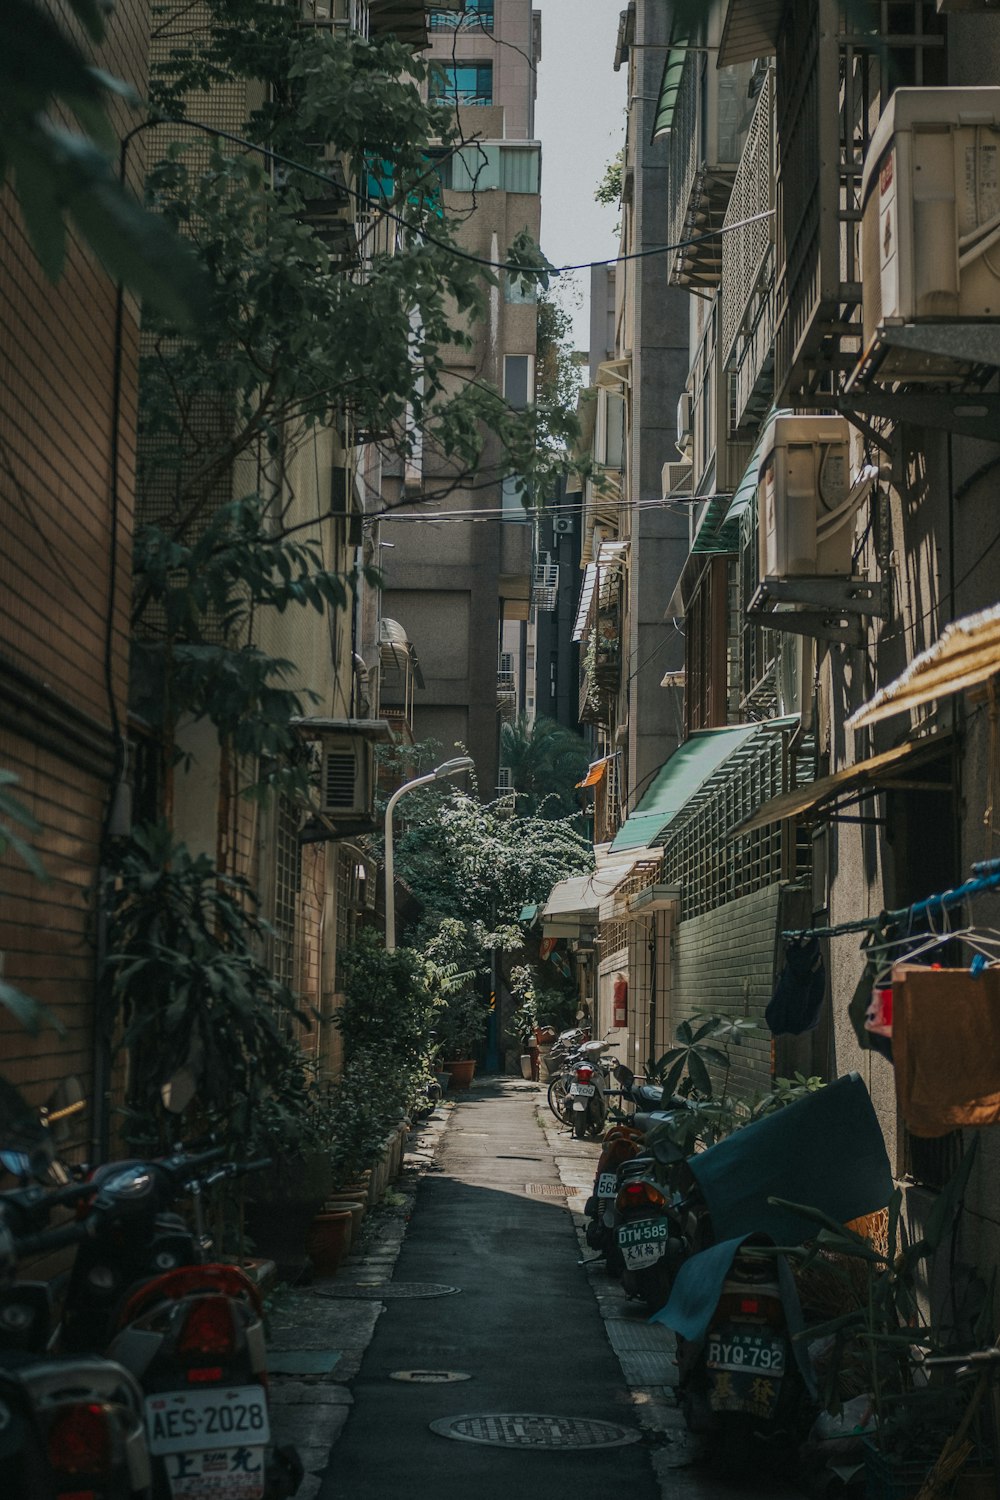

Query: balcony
[532,557,559,613]
[662,46,755,289]
[721,69,775,434]
[429,2,493,30]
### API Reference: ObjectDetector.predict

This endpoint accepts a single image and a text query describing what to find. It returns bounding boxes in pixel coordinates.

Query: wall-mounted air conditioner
[553,516,574,535]
[756,414,852,580]
[676,391,693,459]
[662,460,693,499]
[861,88,1000,357]
[319,734,372,818]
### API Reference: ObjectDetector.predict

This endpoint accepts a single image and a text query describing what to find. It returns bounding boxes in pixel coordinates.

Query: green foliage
[499,715,590,817]
[594,147,624,208]
[101,822,312,1149]
[654,1015,733,1100]
[0,0,207,320]
[535,289,582,424]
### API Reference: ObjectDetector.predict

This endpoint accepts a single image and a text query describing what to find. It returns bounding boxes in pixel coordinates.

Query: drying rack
[782,858,1000,942]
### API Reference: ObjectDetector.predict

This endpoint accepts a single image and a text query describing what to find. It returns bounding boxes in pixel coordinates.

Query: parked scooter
[58,1148,302,1500]
[565,1037,618,1139]
[0,1123,151,1500]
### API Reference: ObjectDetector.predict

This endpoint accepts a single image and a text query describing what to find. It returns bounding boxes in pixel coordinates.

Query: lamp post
[384,756,474,951]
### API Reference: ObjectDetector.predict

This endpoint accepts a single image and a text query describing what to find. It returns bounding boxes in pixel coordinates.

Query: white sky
[533,0,626,351]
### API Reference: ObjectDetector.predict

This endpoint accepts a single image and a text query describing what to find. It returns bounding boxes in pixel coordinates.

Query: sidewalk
[266,1105,452,1499]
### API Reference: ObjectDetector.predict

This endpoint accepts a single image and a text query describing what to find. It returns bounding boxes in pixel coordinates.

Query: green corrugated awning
[652,36,690,141]
[692,492,738,555]
[722,408,790,529]
[610,726,760,852]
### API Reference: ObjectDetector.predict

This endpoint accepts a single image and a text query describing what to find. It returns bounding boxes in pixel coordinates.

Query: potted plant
[434,989,489,1090]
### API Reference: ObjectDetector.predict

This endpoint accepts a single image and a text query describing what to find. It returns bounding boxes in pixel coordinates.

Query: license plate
[146,1386,270,1456]
[162,1446,267,1500]
[621,1240,665,1269]
[596,1172,618,1198]
[617,1218,668,1248]
[706,1330,786,1375]
[570,1083,595,1097]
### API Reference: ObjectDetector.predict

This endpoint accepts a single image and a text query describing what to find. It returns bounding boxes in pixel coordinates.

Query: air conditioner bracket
[747,577,887,649]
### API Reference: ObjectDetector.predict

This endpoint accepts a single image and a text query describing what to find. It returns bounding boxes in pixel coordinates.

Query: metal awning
[731,734,953,836]
[846,605,1000,730]
[719,0,783,67]
[723,408,789,529]
[290,716,393,740]
[576,756,612,789]
[540,857,644,934]
[572,563,597,642]
[610,725,762,853]
[652,31,690,141]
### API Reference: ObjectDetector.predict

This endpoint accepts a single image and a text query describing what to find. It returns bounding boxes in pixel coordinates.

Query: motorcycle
[566,1038,618,1139]
[57,1148,302,1500]
[0,1126,151,1500]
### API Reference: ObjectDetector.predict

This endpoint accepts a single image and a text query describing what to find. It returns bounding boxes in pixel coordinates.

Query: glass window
[430,61,494,106]
[429,2,494,32]
[504,354,532,410]
[502,475,530,521]
[504,271,538,305]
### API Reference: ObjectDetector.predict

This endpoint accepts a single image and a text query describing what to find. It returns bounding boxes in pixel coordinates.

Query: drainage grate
[429,1414,642,1450]
[523,1183,577,1197]
[390,1370,471,1384]
[308,1282,461,1301]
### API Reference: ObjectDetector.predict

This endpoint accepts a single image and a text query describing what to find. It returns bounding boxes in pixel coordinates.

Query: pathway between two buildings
[268,1078,799,1500]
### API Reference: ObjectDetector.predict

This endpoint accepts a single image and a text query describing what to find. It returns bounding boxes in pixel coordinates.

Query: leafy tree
[499,714,590,817]
[594,147,624,208]
[1,0,206,321]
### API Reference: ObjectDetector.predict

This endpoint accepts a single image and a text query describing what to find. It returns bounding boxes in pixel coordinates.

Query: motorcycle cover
[650,1075,892,1346]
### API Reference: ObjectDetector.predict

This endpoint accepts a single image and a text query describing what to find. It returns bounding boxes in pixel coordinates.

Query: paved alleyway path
[317,1078,660,1500]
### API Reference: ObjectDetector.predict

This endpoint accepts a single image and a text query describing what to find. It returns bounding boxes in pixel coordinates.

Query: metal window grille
[270,796,301,994]
[659,725,814,921]
[429,2,494,30]
[533,557,559,612]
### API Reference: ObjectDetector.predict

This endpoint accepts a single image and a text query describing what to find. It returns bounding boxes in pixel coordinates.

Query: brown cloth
[893,966,1000,1137]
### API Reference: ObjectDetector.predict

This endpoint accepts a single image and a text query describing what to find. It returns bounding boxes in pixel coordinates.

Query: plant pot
[443,1059,475,1091]
[306,1209,353,1277]
[434,1071,451,1095]
[520,1053,533,1080]
[323,1197,365,1243]
[243,1152,334,1279]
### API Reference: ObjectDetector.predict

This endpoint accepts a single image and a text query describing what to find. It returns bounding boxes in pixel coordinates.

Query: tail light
[178,1296,236,1360]
[576,1065,594,1083]
[616,1180,667,1212]
[714,1288,785,1328]
[47,1402,113,1477]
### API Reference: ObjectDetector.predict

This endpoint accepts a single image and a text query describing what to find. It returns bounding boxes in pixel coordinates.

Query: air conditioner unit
[319,734,372,818]
[553,516,574,535]
[861,88,1000,365]
[676,391,694,459]
[661,460,693,499]
[756,415,852,581]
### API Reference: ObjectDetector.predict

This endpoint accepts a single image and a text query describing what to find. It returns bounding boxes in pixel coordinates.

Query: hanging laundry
[894,967,1000,1137]
[849,961,893,1061]
[766,935,826,1035]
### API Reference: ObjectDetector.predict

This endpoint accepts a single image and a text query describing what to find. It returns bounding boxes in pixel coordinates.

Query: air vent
[319,737,370,817]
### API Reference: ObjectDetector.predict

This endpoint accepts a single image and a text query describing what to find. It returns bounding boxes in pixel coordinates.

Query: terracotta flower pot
[324,1197,365,1242]
[306,1209,353,1277]
[443,1059,475,1091]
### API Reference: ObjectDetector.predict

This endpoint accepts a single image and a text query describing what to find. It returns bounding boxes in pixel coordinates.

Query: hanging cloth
[766,936,826,1035]
[894,967,1000,1137]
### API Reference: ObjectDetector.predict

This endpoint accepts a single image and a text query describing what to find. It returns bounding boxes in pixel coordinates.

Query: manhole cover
[390,1370,471,1384]
[308,1282,461,1300]
[524,1183,577,1197]
[429,1414,642,1450]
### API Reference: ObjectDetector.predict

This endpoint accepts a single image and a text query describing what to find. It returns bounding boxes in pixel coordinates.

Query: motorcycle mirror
[0,1077,54,1179]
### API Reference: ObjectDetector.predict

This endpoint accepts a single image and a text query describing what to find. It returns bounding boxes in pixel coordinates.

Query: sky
[532,0,626,351]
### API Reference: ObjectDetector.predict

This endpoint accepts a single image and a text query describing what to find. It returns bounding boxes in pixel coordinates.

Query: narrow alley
[269,1081,800,1500]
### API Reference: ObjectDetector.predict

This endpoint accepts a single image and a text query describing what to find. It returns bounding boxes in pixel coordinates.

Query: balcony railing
[429,3,493,30]
[721,70,774,433]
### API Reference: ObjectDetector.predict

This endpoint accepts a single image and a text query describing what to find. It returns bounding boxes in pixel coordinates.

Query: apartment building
[377,0,543,792]
[585,0,1000,1290]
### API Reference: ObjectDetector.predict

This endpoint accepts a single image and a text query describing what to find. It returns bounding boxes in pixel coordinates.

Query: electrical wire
[146,113,773,278]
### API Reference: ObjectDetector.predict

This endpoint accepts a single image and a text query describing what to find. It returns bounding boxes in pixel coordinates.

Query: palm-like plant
[499,715,590,817]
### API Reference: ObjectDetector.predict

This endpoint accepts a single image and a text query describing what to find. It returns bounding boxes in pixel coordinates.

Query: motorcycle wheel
[711,1414,756,1479]
[573,1111,588,1139]
[547,1076,573,1124]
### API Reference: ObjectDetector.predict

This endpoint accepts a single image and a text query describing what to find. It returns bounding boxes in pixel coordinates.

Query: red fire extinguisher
[612,973,628,1028]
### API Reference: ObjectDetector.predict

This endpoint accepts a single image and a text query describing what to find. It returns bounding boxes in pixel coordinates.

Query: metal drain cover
[429,1414,642,1450]
[309,1282,460,1300]
[524,1183,577,1197]
[390,1370,471,1384]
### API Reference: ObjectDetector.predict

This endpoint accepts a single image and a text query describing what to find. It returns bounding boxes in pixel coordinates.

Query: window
[504,271,537,305]
[503,354,533,410]
[429,2,494,31]
[430,61,493,106]
[502,475,530,521]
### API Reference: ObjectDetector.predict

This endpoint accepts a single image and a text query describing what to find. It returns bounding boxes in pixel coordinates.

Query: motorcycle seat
[632,1085,665,1109]
[632,1110,679,1133]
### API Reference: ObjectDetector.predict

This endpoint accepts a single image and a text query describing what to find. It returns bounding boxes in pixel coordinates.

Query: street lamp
[384,756,474,951]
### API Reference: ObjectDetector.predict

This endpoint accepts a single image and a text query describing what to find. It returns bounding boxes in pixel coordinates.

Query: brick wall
[0,2,150,1140]
[672,884,812,1105]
